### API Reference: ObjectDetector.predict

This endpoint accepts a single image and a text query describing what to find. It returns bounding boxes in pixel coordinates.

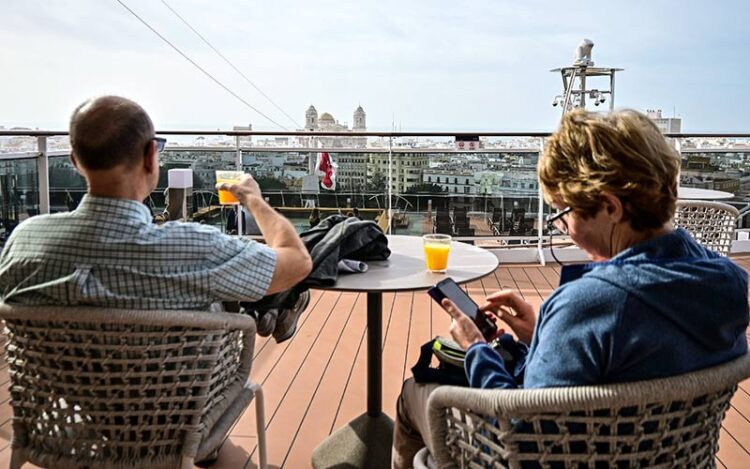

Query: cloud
[1,0,749,132]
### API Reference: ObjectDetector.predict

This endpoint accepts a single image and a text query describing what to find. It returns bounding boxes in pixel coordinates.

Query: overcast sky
[2,0,748,132]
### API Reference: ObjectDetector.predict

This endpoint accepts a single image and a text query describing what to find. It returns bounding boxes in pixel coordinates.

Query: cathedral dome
[319,112,335,123]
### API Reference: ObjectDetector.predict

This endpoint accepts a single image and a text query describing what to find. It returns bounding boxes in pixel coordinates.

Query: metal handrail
[2,130,750,138]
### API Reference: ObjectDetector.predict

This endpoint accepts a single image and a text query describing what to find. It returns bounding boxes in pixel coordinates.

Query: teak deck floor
[1,256,750,468]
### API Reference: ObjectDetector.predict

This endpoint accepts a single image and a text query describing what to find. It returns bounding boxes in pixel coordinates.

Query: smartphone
[428,278,498,341]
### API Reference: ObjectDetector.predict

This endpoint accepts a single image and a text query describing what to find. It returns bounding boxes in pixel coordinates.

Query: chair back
[0,303,256,469]
[427,353,750,468]
[674,200,739,256]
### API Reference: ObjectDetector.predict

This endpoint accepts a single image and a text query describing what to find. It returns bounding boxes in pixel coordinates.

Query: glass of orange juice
[215,170,244,205]
[423,234,451,273]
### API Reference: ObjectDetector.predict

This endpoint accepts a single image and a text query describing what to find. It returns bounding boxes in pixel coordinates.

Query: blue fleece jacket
[465,228,749,389]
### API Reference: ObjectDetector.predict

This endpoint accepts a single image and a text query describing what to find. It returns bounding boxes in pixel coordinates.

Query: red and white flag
[315,152,337,190]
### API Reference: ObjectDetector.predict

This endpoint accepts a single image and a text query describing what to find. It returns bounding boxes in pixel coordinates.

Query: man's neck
[86,174,148,202]
[77,161,152,202]
[87,187,145,202]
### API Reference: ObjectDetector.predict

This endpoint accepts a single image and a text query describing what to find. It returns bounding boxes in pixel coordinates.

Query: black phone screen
[434,278,479,319]
[428,278,498,340]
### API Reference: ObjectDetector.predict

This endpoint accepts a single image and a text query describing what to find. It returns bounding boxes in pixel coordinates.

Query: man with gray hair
[0,95,312,342]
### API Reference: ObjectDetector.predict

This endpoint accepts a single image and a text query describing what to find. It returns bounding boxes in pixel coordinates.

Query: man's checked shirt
[0,195,277,310]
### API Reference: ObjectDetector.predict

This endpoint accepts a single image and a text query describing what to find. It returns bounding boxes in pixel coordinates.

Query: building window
[428,176,432,182]
[454,177,458,184]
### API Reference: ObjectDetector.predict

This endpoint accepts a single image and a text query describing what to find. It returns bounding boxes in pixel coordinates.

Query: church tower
[305,105,318,130]
[353,105,366,131]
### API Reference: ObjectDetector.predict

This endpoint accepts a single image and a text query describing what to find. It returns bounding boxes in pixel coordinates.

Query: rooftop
[1,258,748,468]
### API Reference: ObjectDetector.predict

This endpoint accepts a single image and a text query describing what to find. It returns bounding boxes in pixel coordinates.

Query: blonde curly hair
[539,109,680,231]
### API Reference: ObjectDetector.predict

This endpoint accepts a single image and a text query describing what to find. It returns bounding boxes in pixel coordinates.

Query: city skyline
[2,0,749,132]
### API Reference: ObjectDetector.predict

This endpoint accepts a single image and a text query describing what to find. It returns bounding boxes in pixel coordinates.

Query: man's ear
[143,141,158,174]
[69,154,83,174]
[601,192,624,223]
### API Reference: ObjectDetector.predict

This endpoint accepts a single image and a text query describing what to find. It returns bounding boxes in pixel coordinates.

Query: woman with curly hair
[392,109,749,468]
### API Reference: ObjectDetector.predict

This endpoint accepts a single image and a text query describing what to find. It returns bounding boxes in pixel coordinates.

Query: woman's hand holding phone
[480,290,536,345]
[441,299,504,350]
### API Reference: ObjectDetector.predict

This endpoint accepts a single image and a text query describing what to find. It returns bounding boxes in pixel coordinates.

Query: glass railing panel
[240,149,317,234]
[679,148,748,195]
[481,135,544,151]
[244,132,380,152]
[157,145,367,234]
[0,134,69,153]
[0,133,575,248]
[239,148,392,234]
[674,137,750,229]
[48,135,71,152]
[0,157,39,242]
[49,154,85,213]
[0,135,37,155]
[157,147,237,232]
[17,131,750,248]
[676,138,749,198]
[382,136,547,244]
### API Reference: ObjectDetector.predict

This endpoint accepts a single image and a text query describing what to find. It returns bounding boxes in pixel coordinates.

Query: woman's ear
[601,192,624,223]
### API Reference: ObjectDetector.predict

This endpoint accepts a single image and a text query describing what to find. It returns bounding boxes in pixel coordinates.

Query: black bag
[411,338,469,386]
[411,335,528,387]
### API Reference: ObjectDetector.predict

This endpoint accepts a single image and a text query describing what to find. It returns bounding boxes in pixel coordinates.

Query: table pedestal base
[311,412,394,469]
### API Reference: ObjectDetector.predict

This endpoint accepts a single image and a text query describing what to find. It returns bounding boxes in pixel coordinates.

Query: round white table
[311,235,499,469]
[677,187,734,200]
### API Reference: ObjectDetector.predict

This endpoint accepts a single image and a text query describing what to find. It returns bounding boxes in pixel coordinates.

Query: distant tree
[406,183,447,194]
[366,170,386,192]
[254,176,287,191]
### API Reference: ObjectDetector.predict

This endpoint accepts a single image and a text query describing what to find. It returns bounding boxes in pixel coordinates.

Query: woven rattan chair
[421,352,750,468]
[674,200,739,256]
[0,304,267,469]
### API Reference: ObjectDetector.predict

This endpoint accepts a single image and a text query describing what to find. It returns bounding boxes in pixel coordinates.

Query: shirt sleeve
[464,343,519,389]
[206,234,277,302]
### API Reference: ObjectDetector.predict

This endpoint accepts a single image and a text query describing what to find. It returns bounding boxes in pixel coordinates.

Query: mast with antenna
[550,39,623,114]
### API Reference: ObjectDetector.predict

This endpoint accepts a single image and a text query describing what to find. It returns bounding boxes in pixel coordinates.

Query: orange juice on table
[216,170,243,204]
[423,234,451,273]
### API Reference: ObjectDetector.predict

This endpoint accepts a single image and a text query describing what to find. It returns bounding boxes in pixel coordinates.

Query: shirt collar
[75,194,153,224]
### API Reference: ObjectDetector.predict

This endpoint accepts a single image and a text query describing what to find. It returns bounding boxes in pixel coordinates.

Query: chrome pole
[235,135,243,235]
[537,138,546,266]
[387,137,393,234]
[37,136,50,214]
